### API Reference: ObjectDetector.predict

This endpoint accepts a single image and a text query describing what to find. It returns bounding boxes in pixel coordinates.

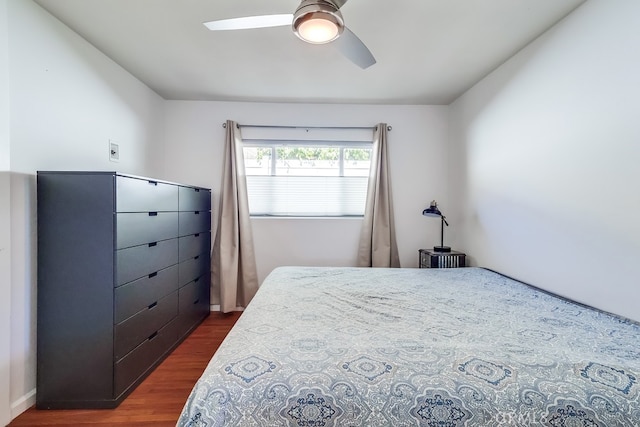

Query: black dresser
[36,172,211,409]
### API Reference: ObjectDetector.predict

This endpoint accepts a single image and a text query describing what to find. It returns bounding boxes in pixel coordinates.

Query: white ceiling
[33,0,585,105]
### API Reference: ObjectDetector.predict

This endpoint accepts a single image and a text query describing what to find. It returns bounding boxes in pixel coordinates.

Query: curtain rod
[222,123,392,131]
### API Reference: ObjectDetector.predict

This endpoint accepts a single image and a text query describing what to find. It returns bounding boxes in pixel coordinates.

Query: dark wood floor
[9,311,242,427]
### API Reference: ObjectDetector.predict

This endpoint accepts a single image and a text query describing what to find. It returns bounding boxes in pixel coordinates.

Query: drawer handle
[194,188,200,193]
[194,233,200,237]
[194,211,200,215]
[148,301,158,309]
[193,298,200,305]
[194,255,199,260]
[148,331,158,341]
[148,212,158,216]
[194,277,199,283]
[148,272,158,278]
[148,242,157,247]
[148,180,158,186]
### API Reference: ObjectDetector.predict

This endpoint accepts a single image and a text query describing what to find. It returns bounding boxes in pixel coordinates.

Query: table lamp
[422,200,451,252]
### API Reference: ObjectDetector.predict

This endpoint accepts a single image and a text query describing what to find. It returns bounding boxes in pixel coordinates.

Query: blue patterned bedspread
[177,267,640,426]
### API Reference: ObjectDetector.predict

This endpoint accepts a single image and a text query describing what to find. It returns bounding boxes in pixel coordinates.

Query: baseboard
[11,388,36,420]
[210,305,244,312]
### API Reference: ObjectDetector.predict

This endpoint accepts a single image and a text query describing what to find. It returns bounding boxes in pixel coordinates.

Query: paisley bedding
[177,267,640,426]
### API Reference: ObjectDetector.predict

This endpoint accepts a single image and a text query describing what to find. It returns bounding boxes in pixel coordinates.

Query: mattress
[177,266,640,426]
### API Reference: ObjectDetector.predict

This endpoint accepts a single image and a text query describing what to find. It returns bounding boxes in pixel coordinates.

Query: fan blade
[333,27,376,69]
[204,14,293,31]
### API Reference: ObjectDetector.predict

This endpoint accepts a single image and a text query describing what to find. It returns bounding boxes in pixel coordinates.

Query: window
[242,127,373,217]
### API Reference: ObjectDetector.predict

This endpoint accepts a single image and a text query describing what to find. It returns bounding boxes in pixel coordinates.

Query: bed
[177,266,640,426]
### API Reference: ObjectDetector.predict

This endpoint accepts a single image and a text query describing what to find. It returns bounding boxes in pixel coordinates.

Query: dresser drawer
[178,211,211,237]
[114,290,178,360]
[178,233,211,262]
[116,176,178,212]
[178,276,210,337]
[114,264,179,324]
[178,254,210,287]
[116,212,179,249]
[116,239,178,286]
[114,318,178,397]
[179,186,211,212]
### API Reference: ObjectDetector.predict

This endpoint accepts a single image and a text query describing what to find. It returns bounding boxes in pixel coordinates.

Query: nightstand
[419,249,466,268]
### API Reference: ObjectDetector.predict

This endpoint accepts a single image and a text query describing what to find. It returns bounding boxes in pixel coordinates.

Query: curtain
[211,120,259,312]
[357,123,401,268]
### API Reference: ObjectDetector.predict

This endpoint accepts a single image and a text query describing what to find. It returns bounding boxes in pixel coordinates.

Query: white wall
[0,0,12,423]
[0,0,8,172]
[163,101,450,294]
[5,0,166,420]
[449,1,640,322]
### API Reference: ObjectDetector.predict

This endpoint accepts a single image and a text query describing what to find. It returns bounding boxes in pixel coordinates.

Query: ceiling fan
[203,0,376,69]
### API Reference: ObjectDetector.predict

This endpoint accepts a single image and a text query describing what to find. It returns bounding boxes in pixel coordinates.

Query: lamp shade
[296,16,340,43]
[422,201,442,217]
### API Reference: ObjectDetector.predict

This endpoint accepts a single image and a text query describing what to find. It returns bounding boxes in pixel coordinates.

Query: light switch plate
[109,140,119,162]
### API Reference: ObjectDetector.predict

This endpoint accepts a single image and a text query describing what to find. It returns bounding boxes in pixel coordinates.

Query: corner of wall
[1,0,12,422]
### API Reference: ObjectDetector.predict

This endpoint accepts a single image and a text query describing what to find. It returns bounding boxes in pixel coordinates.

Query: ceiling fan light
[293,1,344,44]
[297,15,340,43]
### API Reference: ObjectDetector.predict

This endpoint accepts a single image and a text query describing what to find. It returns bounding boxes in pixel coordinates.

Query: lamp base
[433,245,451,253]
